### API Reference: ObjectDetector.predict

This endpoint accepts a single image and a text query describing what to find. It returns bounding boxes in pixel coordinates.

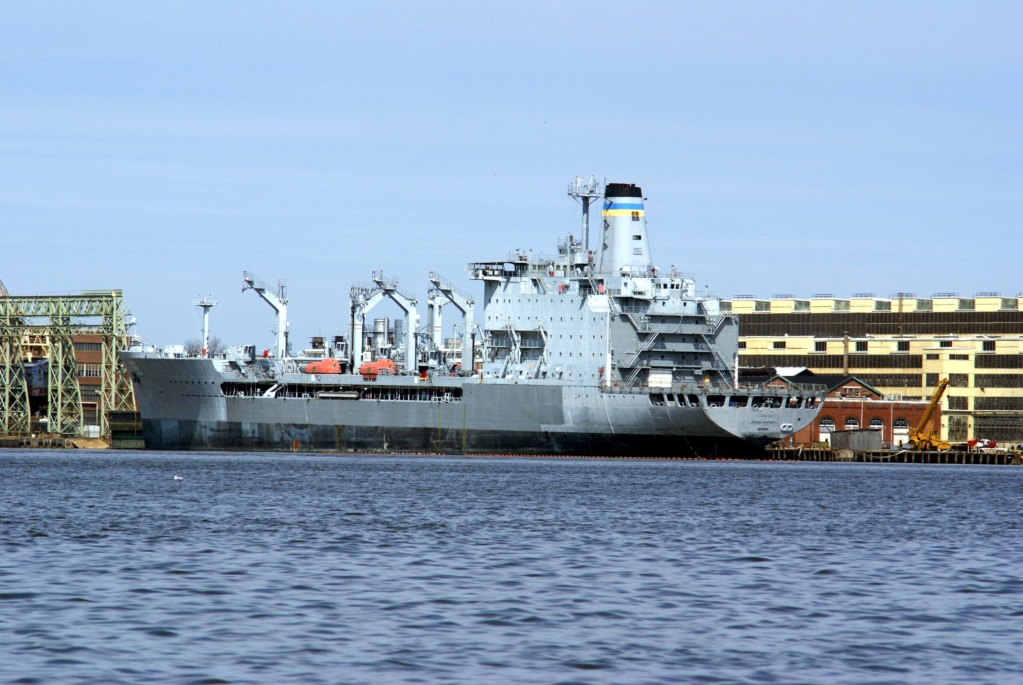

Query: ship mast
[567,176,601,251]
[194,296,217,357]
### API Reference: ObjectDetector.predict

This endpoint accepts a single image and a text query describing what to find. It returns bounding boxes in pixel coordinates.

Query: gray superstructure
[122,180,823,456]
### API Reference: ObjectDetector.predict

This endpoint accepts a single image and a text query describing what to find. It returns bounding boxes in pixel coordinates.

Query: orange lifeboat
[359,359,397,378]
[303,358,342,374]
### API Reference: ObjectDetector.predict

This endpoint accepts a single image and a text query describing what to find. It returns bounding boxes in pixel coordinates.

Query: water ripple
[2,452,1023,684]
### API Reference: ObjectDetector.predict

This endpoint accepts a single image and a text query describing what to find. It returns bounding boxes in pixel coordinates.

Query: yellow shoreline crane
[909,377,950,451]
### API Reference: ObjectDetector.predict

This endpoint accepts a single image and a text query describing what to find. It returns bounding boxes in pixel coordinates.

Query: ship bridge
[469,239,595,283]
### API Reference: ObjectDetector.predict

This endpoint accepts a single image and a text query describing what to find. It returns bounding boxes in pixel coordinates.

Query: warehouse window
[948,374,969,388]
[897,341,910,352]
[77,363,101,378]
[948,416,968,442]
[947,396,968,410]
[80,386,102,401]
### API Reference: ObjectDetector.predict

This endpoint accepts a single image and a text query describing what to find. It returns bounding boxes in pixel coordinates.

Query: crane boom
[909,377,950,450]
[428,272,475,374]
[242,271,289,359]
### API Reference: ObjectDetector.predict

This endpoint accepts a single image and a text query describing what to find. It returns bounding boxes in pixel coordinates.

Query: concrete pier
[0,435,73,449]
[766,447,1021,465]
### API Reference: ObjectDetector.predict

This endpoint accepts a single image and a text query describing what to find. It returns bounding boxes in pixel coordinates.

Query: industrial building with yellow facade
[726,292,1023,446]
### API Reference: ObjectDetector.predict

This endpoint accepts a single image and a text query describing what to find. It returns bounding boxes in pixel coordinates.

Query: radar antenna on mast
[567,176,602,251]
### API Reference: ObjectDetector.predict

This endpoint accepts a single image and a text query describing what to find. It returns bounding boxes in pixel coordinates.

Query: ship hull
[139,417,768,457]
[123,354,815,458]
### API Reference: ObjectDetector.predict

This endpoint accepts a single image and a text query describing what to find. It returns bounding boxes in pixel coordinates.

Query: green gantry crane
[0,288,135,439]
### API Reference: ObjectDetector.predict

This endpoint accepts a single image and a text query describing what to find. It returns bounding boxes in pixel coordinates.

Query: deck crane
[428,272,475,375]
[909,377,951,451]
[349,272,419,374]
[242,271,289,359]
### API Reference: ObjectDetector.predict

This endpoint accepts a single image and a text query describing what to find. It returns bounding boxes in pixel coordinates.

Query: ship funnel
[598,183,653,275]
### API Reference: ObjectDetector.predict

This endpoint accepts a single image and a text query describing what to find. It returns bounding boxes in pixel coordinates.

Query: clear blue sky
[2,1,1020,348]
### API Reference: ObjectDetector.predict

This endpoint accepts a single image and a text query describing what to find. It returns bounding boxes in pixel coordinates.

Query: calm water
[2,451,1022,684]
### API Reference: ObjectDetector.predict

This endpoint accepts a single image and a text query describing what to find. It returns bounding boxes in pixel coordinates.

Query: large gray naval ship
[121,180,823,456]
